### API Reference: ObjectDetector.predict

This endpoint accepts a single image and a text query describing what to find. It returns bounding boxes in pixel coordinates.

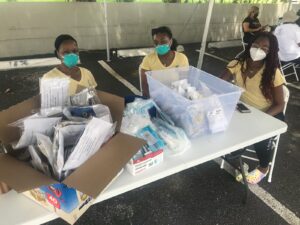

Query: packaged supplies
[70,88,101,106]
[63,104,112,123]
[152,118,191,156]
[126,125,165,176]
[63,118,116,171]
[147,67,242,137]
[11,117,62,149]
[40,78,70,112]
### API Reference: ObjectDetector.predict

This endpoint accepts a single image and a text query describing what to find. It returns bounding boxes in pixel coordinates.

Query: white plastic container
[146,66,242,138]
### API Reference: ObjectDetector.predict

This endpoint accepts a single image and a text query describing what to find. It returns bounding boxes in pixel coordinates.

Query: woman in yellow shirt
[43,34,97,95]
[140,26,189,97]
[221,32,286,184]
[0,35,98,195]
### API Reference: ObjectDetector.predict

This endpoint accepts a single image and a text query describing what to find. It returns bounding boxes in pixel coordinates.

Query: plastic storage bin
[146,66,242,138]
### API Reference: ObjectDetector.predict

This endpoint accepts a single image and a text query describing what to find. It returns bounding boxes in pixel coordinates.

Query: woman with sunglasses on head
[221,32,286,184]
[242,6,268,45]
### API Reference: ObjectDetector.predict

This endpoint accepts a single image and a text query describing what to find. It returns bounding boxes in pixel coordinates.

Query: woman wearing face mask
[42,34,97,95]
[242,6,267,45]
[221,32,286,184]
[140,26,189,97]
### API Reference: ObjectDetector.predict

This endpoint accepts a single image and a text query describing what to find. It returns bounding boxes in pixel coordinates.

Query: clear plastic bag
[124,98,174,126]
[8,113,39,128]
[136,125,165,153]
[40,106,64,117]
[152,118,190,156]
[120,114,153,136]
[63,118,115,171]
[52,122,86,180]
[70,88,101,106]
[40,78,70,109]
[28,145,51,177]
[124,98,155,118]
[206,95,228,133]
[12,117,62,149]
[35,133,55,167]
[63,104,112,123]
[174,104,206,138]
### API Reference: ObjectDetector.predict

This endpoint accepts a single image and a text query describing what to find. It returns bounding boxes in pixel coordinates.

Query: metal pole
[104,0,111,62]
[288,0,292,11]
[197,0,214,69]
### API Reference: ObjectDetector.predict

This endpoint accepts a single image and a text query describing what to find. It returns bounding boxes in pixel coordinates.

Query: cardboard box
[0,91,145,224]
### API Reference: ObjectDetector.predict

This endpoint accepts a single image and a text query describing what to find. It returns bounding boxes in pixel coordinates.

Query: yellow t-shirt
[42,67,97,95]
[227,60,286,112]
[140,51,189,71]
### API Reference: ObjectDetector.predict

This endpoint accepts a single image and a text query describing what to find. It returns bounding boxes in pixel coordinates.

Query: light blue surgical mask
[63,53,79,68]
[155,44,170,55]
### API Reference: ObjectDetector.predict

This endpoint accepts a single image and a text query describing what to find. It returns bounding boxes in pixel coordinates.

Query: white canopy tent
[103,0,296,69]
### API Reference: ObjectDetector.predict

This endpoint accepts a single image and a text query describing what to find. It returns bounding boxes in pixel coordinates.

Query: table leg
[239,157,249,204]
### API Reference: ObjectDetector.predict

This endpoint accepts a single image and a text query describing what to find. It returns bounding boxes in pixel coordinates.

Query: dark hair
[54,34,77,58]
[151,26,178,51]
[233,32,279,100]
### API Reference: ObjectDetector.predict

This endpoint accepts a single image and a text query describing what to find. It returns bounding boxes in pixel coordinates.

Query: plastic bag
[52,122,86,180]
[70,88,101,106]
[120,114,153,135]
[136,125,165,153]
[124,98,174,126]
[63,117,116,171]
[28,145,51,177]
[35,133,55,167]
[8,113,39,128]
[40,106,64,117]
[12,117,62,149]
[63,104,112,123]
[152,118,190,156]
[124,98,155,118]
[40,78,70,109]
[206,95,228,133]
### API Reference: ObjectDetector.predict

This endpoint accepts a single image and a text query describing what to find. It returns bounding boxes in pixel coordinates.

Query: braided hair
[234,32,280,100]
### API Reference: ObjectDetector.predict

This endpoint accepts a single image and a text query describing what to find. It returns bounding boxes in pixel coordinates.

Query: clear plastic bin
[146,66,242,138]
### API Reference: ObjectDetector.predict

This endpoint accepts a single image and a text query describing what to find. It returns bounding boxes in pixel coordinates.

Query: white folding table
[0,106,287,225]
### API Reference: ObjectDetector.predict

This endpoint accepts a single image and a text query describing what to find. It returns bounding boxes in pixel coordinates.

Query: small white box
[126,149,164,176]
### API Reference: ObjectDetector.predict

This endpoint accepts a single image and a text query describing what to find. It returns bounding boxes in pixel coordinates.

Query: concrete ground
[0,43,299,225]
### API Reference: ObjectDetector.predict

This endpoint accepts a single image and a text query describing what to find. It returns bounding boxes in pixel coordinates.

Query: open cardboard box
[0,91,145,224]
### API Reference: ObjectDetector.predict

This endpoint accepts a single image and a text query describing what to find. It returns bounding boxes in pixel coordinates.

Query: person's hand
[0,182,10,194]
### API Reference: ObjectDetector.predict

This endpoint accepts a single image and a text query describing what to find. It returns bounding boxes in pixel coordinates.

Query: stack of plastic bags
[121,98,191,174]
[9,78,116,181]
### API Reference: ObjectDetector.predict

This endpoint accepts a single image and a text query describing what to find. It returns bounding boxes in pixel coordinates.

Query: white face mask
[250,47,267,61]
